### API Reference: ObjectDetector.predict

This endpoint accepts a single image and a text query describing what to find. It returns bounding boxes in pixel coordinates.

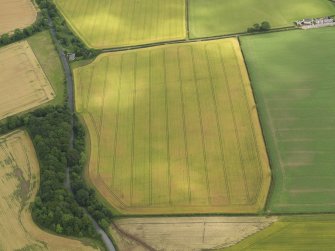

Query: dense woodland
[0,0,111,243]
[0,106,113,238]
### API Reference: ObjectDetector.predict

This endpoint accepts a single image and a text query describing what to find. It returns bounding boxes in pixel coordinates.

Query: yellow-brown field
[54,0,185,49]
[0,41,55,121]
[109,216,276,251]
[0,0,37,35]
[0,130,99,251]
[75,38,271,214]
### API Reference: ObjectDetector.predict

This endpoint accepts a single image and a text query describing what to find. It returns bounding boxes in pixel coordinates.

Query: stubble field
[110,216,276,251]
[54,0,186,49]
[0,130,98,251]
[74,38,271,214]
[189,0,335,38]
[241,27,335,213]
[0,41,55,121]
[0,0,37,35]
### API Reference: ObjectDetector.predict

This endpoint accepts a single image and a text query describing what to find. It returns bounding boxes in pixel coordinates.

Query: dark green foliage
[0,10,48,47]
[247,21,271,33]
[261,21,271,31]
[0,107,97,238]
[28,106,97,237]
[36,0,99,60]
[70,115,113,231]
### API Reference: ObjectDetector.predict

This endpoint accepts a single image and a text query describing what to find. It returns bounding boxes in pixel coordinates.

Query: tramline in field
[54,0,186,49]
[74,38,271,214]
[110,216,276,250]
[241,27,335,213]
[0,41,55,121]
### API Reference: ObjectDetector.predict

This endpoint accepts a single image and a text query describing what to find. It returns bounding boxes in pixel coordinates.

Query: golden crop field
[110,216,276,250]
[74,38,271,214]
[54,0,186,48]
[0,130,99,251]
[0,0,37,35]
[0,41,55,121]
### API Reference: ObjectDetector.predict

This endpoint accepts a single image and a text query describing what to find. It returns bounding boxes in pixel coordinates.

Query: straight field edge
[0,40,56,121]
[232,38,272,214]
[73,38,272,215]
[53,0,187,50]
[237,36,274,214]
[53,0,95,49]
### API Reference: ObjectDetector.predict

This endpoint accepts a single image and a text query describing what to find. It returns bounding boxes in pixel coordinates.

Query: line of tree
[0,10,48,47]
[36,0,99,59]
[0,106,114,236]
[0,107,99,238]
[70,115,113,231]
[247,21,271,33]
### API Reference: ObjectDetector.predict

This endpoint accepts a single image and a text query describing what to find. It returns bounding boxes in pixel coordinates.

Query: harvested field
[0,41,55,121]
[0,130,98,251]
[74,38,271,214]
[0,0,37,35]
[110,216,276,251]
[54,0,186,49]
[189,0,335,38]
[27,31,65,105]
[225,215,335,251]
[240,28,335,213]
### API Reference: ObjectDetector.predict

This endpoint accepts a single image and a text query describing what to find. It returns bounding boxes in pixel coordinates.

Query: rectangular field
[27,31,65,105]
[0,130,97,251]
[0,41,55,121]
[54,0,186,49]
[189,0,335,38]
[74,38,271,214]
[0,0,37,35]
[241,28,335,213]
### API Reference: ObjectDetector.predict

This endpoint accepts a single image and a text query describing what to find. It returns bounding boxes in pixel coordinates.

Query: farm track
[101,26,297,53]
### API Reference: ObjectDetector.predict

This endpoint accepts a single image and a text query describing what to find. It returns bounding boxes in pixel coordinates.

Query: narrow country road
[47,16,116,251]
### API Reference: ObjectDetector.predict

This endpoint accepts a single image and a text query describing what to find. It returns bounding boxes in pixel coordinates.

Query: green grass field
[54,0,186,49]
[189,0,335,38]
[27,31,65,105]
[74,38,271,214]
[224,215,335,250]
[241,27,335,213]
